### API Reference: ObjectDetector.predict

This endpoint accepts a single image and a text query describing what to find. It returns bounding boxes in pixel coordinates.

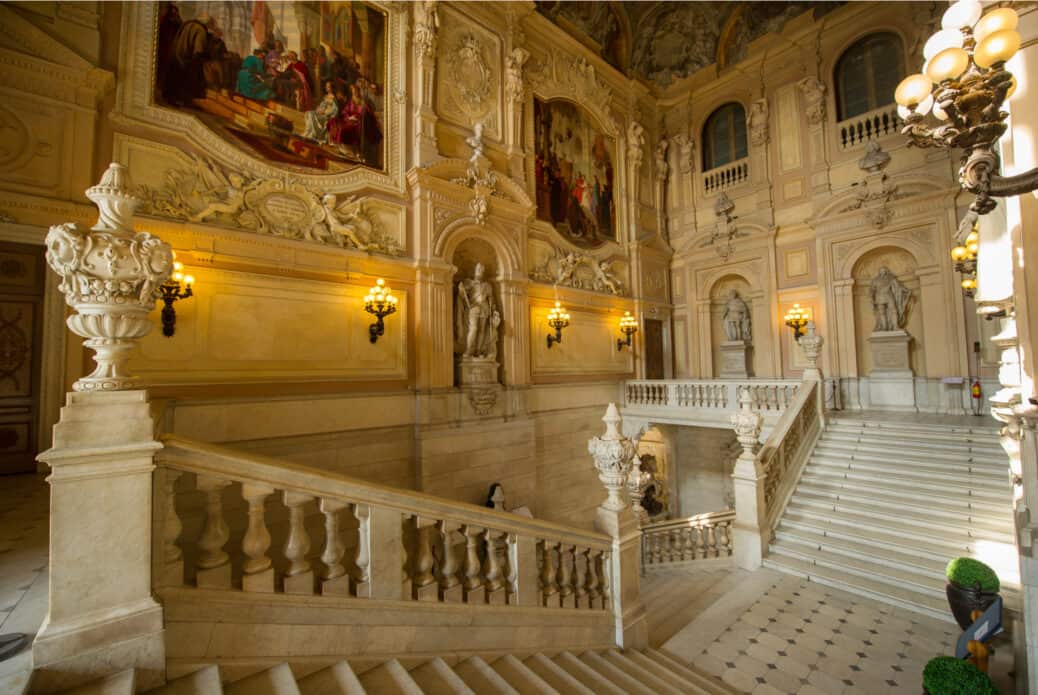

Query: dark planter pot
[946,581,999,630]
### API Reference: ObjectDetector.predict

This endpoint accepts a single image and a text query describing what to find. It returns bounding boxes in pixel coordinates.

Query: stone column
[33,163,174,692]
[588,404,647,649]
[730,390,765,570]
[799,321,826,427]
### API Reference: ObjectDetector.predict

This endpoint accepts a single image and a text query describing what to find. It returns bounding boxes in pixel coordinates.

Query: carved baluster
[574,547,588,609]
[652,532,663,563]
[241,483,275,592]
[669,529,681,562]
[462,525,486,603]
[319,498,350,596]
[598,550,611,610]
[435,520,462,602]
[505,533,519,605]
[160,469,184,586]
[540,540,559,607]
[720,520,733,556]
[585,547,600,607]
[558,545,575,608]
[413,517,439,601]
[483,528,507,605]
[681,526,694,561]
[195,475,231,589]
[706,523,719,557]
[351,503,371,597]
[282,491,314,594]
[694,524,706,559]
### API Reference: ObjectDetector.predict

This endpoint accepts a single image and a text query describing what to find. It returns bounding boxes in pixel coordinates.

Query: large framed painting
[154,1,387,173]
[533,98,618,249]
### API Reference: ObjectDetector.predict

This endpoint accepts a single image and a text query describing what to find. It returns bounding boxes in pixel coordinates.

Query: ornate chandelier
[894,2,1030,215]
[951,223,980,297]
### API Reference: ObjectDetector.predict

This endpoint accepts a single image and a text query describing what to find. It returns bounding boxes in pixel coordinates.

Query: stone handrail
[837,104,902,150]
[760,380,823,536]
[154,435,613,611]
[623,379,800,429]
[641,510,735,568]
[703,157,749,195]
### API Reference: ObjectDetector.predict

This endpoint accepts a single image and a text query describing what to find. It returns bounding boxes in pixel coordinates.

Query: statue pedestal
[719,340,752,378]
[456,357,501,417]
[868,330,915,410]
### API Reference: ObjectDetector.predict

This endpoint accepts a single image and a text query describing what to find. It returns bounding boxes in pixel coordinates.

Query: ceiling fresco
[536,1,843,87]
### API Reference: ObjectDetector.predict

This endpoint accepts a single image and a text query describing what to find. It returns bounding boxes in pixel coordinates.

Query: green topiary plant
[946,557,1001,593]
[923,656,999,695]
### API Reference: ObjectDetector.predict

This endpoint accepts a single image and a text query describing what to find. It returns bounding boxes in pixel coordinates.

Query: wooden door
[644,318,665,380]
[0,243,44,474]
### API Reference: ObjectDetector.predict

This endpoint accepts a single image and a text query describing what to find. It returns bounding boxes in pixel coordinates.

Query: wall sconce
[617,311,638,351]
[364,278,397,344]
[784,303,810,341]
[951,224,979,298]
[159,260,194,337]
[546,301,570,349]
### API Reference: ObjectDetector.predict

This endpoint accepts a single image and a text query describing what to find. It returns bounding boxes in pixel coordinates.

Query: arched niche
[850,245,924,376]
[450,236,505,387]
[709,273,756,378]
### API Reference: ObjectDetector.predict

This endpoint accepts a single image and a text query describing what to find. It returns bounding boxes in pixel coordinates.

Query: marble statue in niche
[870,267,911,332]
[454,262,500,360]
[722,290,752,342]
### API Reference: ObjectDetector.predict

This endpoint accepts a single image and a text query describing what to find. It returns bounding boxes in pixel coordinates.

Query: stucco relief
[436,10,501,138]
[528,241,627,296]
[526,50,615,132]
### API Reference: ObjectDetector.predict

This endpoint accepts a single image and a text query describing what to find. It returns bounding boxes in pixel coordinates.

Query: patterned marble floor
[647,566,1015,695]
[0,473,49,694]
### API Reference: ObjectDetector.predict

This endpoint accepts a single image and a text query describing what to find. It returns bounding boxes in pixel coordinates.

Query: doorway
[644,318,665,379]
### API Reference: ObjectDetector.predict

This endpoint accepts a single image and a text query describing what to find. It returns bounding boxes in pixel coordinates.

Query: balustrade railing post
[241,483,275,593]
[540,539,559,607]
[462,525,486,603]
[413,517,440,601]
[159,468,184,587]
[196,475,233,589]
[282,491,315,595]
[731,390,766,570]
[359,505,403,600]
[319,498,350,596]
[483,529,507,605]
[513,534,540,607]
[558,545,575,609]
[436,519,463,602]
[799,321,827,427]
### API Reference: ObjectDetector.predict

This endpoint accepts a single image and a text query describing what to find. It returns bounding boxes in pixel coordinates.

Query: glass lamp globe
[974,8,1019,44]
[924,29,964,61]
[926,47,969,83]
[974,29,1021,69]
[941,0,982,30]
[895,74,933,107]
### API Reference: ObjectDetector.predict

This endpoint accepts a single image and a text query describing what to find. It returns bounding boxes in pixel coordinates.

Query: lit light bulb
[961,277,977,290]
[965,230,979,245]
[951,246,968,262]
[931,100,949,121]
[184,275,195,286]
[941,0,982,30]
[926,47,970,83]
[173,271,183,282]
[376,278,385,287]
[895,73,933,107]
[173,261,184,272]
[974,7,1018,44]
[974,29,1021,69]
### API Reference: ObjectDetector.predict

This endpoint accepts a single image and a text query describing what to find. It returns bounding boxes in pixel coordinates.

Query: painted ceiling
[535,1,842,87]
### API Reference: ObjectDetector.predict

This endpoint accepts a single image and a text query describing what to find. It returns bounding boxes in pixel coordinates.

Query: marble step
[358,660,423,695]
[409,657,475,695]
[297,661,367,694]
[549,652,623,695]
[807,451,1009,482]
[621,649,708,692]
[823,425,1003,450]
[453,656,520,694]
[489,654,560,695]
[784,489,1013,539]
[642,648,736,695]
[828,418,1000,438]
[577,651,655,695]
[146,666,223,695]
[225,663,300,695]
[774,525,949,579]
[813,439,1005,465]
[762,554,952,623]
[797,470,1011,509]
[64,670,137,695]
[601,649,684,695]
[778,516,969,563]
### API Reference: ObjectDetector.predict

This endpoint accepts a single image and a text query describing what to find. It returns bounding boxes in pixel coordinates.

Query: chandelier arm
[982,168,1038,198]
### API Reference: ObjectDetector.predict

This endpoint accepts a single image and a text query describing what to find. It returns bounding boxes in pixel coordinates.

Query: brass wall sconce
[617,311,638,351]
[546,301,570,349]
[951,225,979,298]
[364,278,398,344]
[784,304,810,341]
[160,260,194,337]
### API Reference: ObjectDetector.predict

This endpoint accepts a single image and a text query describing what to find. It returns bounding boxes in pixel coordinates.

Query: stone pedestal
[730,391,765,571]
[457,356,501,417]
[868,330,916,409]
[719,340,752,378]
[33,391,165,693]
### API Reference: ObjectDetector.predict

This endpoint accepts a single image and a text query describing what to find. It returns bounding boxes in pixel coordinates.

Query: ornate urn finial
[588,403,636,512]
[731,389,763,456]
[799,321,824,371]
[45,163,174,392]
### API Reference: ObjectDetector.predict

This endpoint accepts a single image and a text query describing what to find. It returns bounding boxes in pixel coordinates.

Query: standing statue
[797,77,827,126]
[504,47,530,103]
[672,133,695,175]
[869,266,911,332]
[722,290,751,342]
[455,262,501,359]
[627,121,646,169]
[654,137,669,181]
[748,98,769,147]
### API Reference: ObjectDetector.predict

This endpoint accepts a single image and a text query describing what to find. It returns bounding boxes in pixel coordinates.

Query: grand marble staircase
[764,415,1017,622]
[64,648,733,695]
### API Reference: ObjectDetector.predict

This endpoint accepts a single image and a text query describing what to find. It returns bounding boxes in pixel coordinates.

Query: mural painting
[534,98,618,249]
[156,1,387,172]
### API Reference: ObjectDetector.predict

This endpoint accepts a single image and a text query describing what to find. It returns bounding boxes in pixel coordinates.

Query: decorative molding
[527,50,616,133]
[529,246,626,296]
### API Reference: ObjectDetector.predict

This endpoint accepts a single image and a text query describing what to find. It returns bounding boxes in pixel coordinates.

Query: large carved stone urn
[588,403,636,512]
[45,163,173,391]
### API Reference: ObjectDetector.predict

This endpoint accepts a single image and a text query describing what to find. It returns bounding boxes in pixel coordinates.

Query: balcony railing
[837,104,902,150]
[703,157,749,195]
[641,510,735,569]
[623,379,800,429]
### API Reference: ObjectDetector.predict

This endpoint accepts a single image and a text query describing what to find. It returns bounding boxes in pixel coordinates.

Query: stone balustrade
[641,510,735,568]
[155,435,612,611]
[760,379,823,534]
[623,378,800,429]
[837,104,902,150]
[703,157,749,195]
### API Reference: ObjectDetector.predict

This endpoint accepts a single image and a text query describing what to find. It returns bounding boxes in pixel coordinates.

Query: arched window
[702,102,748,171]
[835,32,905,121]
